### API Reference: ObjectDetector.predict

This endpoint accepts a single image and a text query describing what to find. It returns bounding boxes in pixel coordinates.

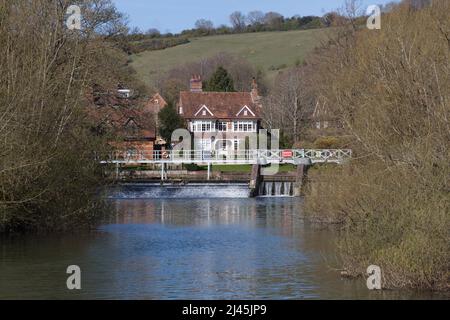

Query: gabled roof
[195,105,214,117]
[179,91,262,120]
[87,96,156,140]
[144,93,167,114]
[236,105,255,117]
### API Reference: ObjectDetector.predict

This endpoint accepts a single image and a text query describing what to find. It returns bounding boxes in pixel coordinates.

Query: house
[178,76,263,156]
[88,86,156,160]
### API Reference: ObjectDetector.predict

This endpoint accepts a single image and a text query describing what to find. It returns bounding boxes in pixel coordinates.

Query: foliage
[304,0,449,290]
[205,67,235,92]
[313,136,343,149]
[0,0,134,233]
[158,102,184,144]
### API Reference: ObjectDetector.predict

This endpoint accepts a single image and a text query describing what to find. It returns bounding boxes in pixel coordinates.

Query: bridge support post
[294,164,310,196]
[249,164,261,197]
[161,163,165,181]
[207,163,211,181]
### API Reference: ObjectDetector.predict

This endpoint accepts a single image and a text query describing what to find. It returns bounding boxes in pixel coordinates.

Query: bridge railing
[101,149,352,165]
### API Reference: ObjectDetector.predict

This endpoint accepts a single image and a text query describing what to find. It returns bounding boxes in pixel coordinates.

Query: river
[0,185,442,299]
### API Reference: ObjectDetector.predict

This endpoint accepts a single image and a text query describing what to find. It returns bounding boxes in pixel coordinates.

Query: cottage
[89,86,156,160]
[178,76,263,157]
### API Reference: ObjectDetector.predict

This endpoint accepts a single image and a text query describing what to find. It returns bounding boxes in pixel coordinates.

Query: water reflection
[0,198,443,300]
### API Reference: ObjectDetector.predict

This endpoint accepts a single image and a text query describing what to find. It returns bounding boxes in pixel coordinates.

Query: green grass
[212,165,252,173]
[208,164,297,173]
[131,29,328,86]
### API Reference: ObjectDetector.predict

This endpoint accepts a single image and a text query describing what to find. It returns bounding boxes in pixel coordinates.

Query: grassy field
[131,29,328,86]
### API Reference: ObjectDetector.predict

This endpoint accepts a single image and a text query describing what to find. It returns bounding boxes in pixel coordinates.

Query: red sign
[282,150,293,158]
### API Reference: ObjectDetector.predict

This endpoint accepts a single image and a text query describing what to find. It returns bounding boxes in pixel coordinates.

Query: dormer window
[195,105,214,117]
[236,105,255,117]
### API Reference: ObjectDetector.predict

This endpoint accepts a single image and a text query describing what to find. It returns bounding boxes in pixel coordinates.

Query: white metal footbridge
[101,149,352,165]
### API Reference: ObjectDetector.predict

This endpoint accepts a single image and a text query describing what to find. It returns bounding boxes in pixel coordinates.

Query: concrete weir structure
[102,149,351,198]
[249,163,310,197]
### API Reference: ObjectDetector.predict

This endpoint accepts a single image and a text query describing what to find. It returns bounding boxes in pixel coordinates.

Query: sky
[113,0,399,34]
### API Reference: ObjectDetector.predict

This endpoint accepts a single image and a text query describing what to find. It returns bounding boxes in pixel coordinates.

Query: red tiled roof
[179,91,262,120]
[86,94,156,140]
[144,93,167,114]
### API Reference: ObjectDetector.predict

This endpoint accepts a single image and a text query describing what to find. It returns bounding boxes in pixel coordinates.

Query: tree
[0,0,132,232]
[264,12,284,29]
[205,67,235,92]
[158,102,184,144]
[230,11,246,32]
[304,0,450,290]
[247,11,265,25]
[146,28,161,37]
[195,19,214,31]
[264,68,312,144]
[158,53,255,96]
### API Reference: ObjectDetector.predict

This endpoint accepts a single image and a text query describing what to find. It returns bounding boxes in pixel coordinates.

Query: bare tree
[156,52,257,102]
[264,68,313,144]
[230,11,247,32]
[247,11,265,25]
[264,12,284,29]
[195,19,214,31]
[304,0,450,290]
[0,0,137,232]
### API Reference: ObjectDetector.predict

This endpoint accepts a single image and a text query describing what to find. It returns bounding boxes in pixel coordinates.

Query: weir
[109,182,251,199]
[110,163,311,198]
[104,149,350,197]
[258,181,294,197]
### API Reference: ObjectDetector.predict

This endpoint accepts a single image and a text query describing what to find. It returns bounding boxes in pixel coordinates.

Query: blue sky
[113,0,399,33]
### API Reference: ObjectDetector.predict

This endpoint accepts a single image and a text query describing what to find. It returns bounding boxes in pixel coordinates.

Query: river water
[0,185,442,299]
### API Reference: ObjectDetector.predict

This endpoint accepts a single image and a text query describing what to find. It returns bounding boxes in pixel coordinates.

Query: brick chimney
[190,75,203,92]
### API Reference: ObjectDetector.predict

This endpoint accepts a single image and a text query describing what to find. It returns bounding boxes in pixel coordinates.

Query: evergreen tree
[158,102,184,144]
[205,66,235,92]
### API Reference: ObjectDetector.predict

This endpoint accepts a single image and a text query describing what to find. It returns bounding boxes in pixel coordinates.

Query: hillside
[131,29,328,86]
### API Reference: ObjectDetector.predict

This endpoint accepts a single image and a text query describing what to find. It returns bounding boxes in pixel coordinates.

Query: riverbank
[298,2,449,292]
[303,164,449,292]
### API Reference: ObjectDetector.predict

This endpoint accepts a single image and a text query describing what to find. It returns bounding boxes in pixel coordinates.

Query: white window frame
[233,139,239,151]
[192,120,214,132]
[232,121,257,132]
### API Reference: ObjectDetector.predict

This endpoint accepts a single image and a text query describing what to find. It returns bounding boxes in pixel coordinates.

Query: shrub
[304,0,450,290]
